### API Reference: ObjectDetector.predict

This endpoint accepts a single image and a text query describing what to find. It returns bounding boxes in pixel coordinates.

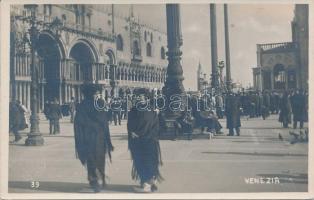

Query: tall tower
[197,61,203,91]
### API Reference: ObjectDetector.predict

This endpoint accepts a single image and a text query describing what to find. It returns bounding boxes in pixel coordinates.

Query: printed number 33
[31,181,40,189]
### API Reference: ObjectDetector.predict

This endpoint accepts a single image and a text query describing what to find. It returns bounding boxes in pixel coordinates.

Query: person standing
[290,89,306,129]
[278,91,292,128]
[74,84,114,193]
[127,88,163,193]
[215,94,224,119]
[48,98,62,135]
[112,98,122,126]
[69,97,76,123]
[225,92,241,136]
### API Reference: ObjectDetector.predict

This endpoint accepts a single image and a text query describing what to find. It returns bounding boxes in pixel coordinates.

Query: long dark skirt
[129,138,163,184]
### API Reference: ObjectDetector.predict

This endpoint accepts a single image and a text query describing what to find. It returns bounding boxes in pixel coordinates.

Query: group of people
[9,85,308,193]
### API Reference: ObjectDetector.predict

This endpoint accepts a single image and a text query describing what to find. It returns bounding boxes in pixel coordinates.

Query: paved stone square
[8,114,308,193]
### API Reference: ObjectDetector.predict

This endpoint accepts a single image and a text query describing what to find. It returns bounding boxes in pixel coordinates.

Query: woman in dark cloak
[127,88,163,193]
[74,84,114,193]
[278,91,292,128]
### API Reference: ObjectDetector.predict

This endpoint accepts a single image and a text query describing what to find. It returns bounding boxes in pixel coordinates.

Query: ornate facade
[10,4,168,110]
[252,5,308,91]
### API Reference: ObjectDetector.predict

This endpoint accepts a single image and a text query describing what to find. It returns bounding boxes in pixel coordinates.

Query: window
[133,40,140,56]
[151,33,153,43]
[161,47,165,59]
[144,31,147,42]
[116,34,123,51]
[146,43,152,57]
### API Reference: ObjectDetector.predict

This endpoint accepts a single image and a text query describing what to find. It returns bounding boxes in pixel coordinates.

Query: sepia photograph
[0,0,312,199]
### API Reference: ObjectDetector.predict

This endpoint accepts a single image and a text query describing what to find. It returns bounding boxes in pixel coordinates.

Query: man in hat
[127,88,163,193]
[74,84,114,192]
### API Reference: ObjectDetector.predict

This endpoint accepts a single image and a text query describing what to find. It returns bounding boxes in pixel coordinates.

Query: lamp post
[23,5,43,146]
[20,5,63,146]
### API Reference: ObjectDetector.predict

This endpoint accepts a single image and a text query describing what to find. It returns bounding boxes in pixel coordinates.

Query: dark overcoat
[290,93,307,121]
[225,95,241,129]
[74,99,113,181]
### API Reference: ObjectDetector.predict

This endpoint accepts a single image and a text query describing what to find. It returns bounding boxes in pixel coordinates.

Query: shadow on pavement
[9,181,135,193]
[256,173,308,184]
[201,151,307,157]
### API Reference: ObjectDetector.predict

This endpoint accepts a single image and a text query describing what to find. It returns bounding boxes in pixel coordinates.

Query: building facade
[252,4,308,91]
[10,4,168,110]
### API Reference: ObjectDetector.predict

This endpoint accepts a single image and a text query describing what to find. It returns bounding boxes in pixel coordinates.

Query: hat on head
[81,84,103,98]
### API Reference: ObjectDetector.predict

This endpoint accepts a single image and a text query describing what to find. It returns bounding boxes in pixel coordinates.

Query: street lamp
[20,5,63,146]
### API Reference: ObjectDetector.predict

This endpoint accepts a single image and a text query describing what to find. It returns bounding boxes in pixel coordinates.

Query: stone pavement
[8,115,308,193]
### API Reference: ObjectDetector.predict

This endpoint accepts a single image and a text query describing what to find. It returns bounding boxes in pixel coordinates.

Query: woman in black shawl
[127,88,163,193]
[74,84,114,192]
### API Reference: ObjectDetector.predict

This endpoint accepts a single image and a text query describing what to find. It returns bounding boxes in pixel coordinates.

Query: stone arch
[105,48,116,65]
[68,38,99,62]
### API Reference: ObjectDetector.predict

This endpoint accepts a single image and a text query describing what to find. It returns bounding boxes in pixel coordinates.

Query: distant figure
[43,101,50,120]
[176,110,195,140]
[48,98,62,135]
[127,88,163,193]
[290,89,306,129]
[278,91,292,128]
[225,92,241,136]
[215,94,224,119]
[69,97,76,123]
[74,84,114,193]
[112,98,122,126]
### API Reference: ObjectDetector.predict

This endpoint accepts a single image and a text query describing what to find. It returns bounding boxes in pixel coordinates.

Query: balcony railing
[258,42,297,51]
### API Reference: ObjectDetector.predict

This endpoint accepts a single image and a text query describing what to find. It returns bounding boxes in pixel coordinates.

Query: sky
[113,4,294,90]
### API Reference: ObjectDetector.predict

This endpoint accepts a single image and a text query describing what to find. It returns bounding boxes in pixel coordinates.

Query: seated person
[176,110,195,140]
[198,110,223,134]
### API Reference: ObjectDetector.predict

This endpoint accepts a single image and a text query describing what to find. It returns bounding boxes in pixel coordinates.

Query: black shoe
[90,181,101,193]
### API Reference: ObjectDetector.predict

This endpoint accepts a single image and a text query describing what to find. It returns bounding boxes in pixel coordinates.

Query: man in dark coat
[74,84,114,193]
[225,92,241,136]
[127,88,163,193]
[279,91,292,128]
[47,98,62,135]
[261,91,270,120]
[290,89,306,129]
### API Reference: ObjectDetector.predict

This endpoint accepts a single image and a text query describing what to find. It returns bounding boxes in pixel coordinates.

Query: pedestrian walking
[48,98,62,135]
[127,88,163,193]
[225,92,241,136]
[74,84,114,193]
[278,91,292,128]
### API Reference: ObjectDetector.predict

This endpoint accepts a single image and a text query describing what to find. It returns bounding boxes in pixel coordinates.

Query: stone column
[210,4,219,90]
[224,4,232,92]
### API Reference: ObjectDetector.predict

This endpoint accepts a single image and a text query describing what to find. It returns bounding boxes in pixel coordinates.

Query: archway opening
[70,42,95,82]
[273,64,286,90]
[37,33,63,103]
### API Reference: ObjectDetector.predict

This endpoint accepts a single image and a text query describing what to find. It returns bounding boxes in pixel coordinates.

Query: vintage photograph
[2,1,310,197]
